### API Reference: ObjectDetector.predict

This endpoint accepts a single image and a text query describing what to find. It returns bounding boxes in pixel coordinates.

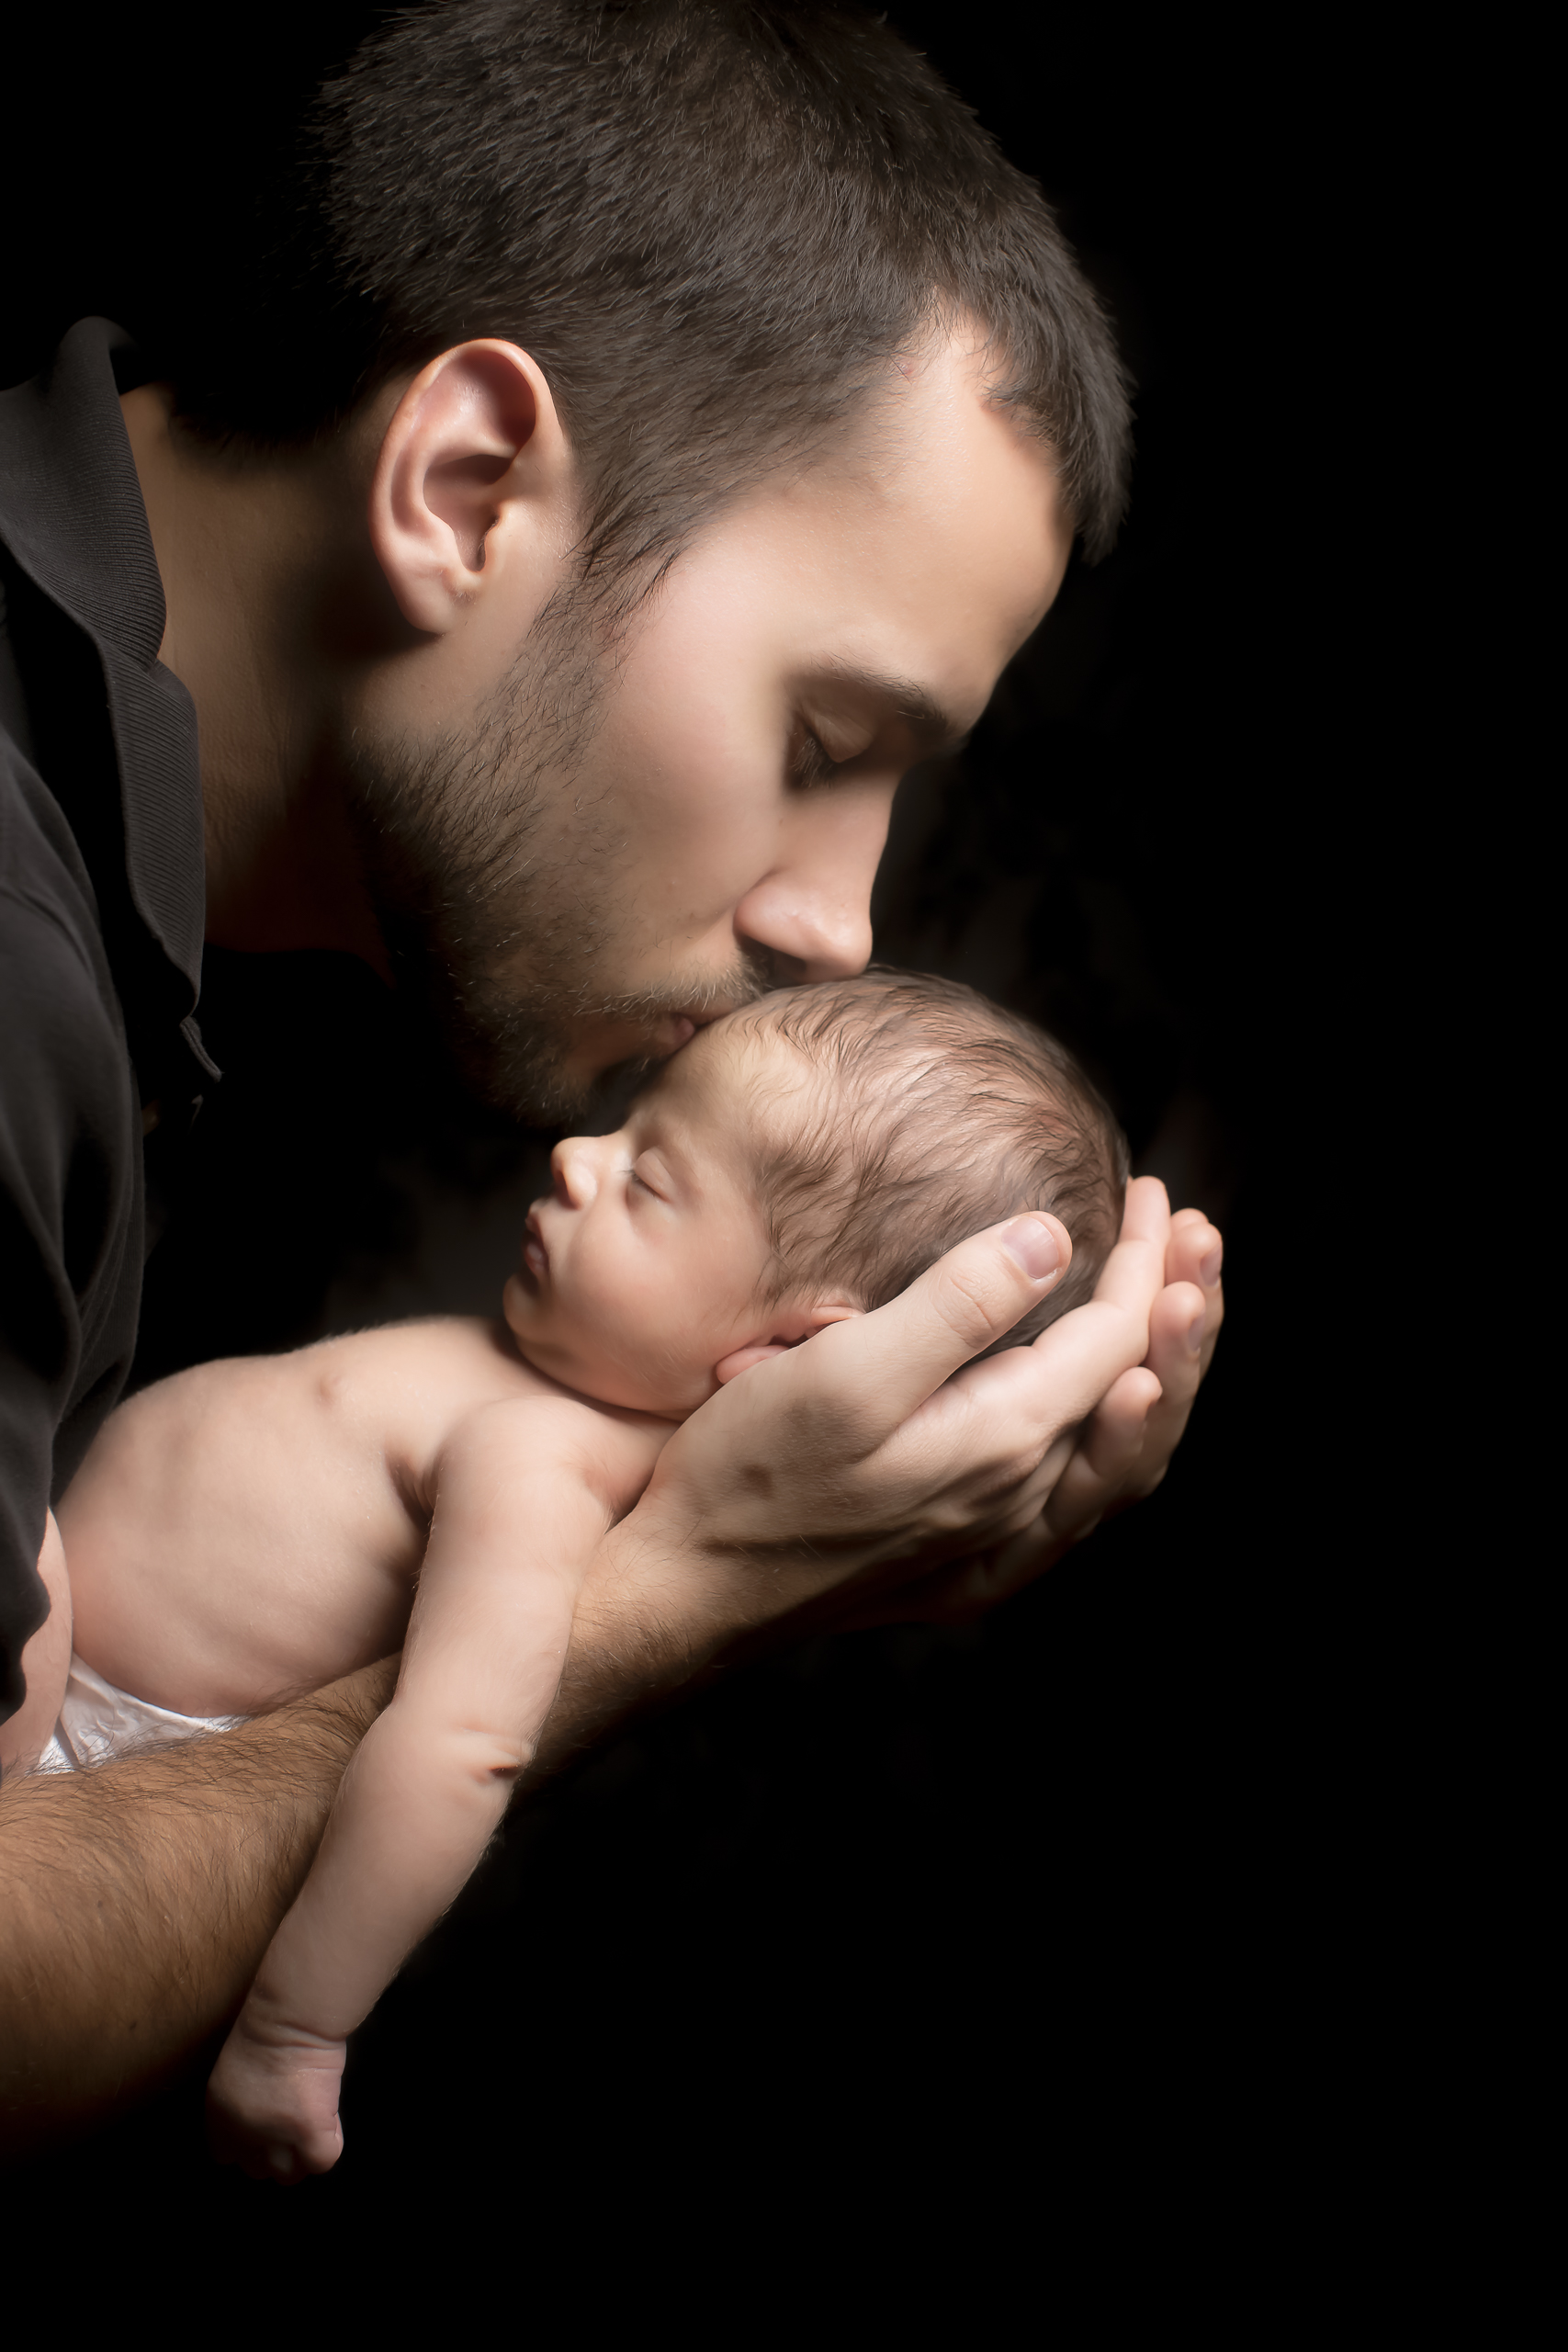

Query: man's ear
[713,1303,863,1386]
[367,340,575,634]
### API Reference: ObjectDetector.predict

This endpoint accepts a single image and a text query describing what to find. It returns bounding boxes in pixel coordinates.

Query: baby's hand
[207,2008,347,2183]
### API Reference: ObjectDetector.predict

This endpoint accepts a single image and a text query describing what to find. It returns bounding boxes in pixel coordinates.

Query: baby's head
[502,969,1129,1418]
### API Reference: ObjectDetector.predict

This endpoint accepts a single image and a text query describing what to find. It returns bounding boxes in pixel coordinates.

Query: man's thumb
[840,1213,1073,1416]
[998,1215,1068,1286]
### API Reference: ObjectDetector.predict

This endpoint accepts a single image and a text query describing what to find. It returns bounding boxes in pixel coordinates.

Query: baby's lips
[521,1207,550,1281]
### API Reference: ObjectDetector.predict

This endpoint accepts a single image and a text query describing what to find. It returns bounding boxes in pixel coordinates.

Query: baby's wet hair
[730,969,1130,1351]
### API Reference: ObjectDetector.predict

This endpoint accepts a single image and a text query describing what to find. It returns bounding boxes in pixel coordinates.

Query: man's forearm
[0,1521,728,2164]
[524,1511,752,1781]
[521,1510,841,1786]
[0,1657,398,2160]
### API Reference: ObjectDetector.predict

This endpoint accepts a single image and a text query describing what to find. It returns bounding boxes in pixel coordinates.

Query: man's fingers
[1042,1211,1224,1543]
[1042,1364,1162,1537]
[1131,1280,1209,1479]
[919,1178,1169,1480]
[1166,1212,1225,1375]
[788,1199,1224,1634]
[1088,1175,1173,1317]
[1122,1174,1177,1245]
[1078,1364,1163,1482]
[818,1210,1074,1429]
[1168,1207,1222,1288]
[886,1179,1171,1441]
[842,1359,1167,1629]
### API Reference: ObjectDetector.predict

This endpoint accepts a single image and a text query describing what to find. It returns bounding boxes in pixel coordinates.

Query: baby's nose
[551,1136,597,1207]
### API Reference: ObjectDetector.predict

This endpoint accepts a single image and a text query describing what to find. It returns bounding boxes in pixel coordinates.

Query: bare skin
[0,326,1225,2151]
[55,1023,847,1725]
[0,1182,1218,2163]
[81,1329,675,2180]
[46,1017,1078,2177]
[130,334,1062,1061]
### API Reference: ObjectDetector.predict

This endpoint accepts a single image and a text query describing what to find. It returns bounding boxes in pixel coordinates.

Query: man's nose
[551,1136,600,1207]
[731,785,892,981]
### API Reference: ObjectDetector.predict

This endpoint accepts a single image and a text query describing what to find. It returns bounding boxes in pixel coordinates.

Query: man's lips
[565,996,737,1075]
[660,1001,736,1052]
[635,1009,707,1056]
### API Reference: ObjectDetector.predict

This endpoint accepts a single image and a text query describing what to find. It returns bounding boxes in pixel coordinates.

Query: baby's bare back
[59,1318,608,1718]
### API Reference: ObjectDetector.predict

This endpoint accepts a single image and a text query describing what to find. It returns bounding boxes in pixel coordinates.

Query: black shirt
[0,318,213,1736]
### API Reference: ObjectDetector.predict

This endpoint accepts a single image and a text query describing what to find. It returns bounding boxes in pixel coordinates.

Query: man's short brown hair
[169,1,1132,594]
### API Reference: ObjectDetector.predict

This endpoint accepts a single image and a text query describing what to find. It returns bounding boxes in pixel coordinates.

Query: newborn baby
[45,968,1128,2177]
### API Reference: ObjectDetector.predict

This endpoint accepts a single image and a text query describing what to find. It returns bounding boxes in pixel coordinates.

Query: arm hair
[0,1659,397,2164]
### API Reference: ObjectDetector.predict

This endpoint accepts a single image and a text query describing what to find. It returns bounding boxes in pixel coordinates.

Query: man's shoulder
[0,726,101,939]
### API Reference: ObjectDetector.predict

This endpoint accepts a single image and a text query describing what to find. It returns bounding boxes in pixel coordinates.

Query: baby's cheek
[609,1275,711,1396]
[568,1263,659,1374]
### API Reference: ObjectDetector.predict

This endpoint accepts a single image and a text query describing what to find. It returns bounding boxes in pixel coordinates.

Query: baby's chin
[500,1283,712,1420]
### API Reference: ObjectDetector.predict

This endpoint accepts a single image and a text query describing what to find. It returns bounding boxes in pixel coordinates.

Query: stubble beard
[342,592,777,1125]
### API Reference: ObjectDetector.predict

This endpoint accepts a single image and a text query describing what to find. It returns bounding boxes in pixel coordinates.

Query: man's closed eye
[793,729,850,788]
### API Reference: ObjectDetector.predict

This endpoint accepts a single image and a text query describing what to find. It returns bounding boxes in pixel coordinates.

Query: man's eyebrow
[826,666,976,757]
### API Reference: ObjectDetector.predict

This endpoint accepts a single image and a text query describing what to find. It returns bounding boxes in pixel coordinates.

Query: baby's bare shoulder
[278,1317,550,1481]
[441,1379,674,1505]
[316,1319,673,1499]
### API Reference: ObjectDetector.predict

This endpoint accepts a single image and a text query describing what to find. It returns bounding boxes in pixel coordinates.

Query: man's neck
[119,384,396,978]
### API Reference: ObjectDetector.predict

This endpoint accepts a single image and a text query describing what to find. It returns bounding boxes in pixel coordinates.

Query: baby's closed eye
[631,1153,673,1201]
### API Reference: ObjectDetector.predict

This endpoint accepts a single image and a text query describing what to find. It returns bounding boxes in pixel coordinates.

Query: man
[0,0,1223,2153]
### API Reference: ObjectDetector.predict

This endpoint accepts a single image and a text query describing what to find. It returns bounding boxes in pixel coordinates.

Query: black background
[4,1,1325,2289]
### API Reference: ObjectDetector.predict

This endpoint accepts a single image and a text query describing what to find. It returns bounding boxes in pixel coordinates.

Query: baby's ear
[713,1302,861,1386]
[712,1340,795,1385]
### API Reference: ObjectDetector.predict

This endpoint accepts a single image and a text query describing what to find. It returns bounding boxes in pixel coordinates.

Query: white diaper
[33,1656,249,1775]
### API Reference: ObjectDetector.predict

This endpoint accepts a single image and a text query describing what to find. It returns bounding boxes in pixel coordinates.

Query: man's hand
[207,2007,347,2185]
[834,1200,1224,1627]
[566,1180,1181,1684]
[0,1188,1218,2158]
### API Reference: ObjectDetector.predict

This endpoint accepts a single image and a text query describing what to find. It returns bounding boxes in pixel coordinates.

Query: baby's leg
[0,1516,72,1781]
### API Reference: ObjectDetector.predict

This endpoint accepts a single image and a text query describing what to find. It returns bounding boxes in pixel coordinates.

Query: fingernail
[1200,1241,1224,1287]
[1187,1309,1206,1352]
[1001,1216,1063,1281]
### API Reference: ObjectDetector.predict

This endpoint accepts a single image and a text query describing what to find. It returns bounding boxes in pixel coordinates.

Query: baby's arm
[207,1396,661,2181]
